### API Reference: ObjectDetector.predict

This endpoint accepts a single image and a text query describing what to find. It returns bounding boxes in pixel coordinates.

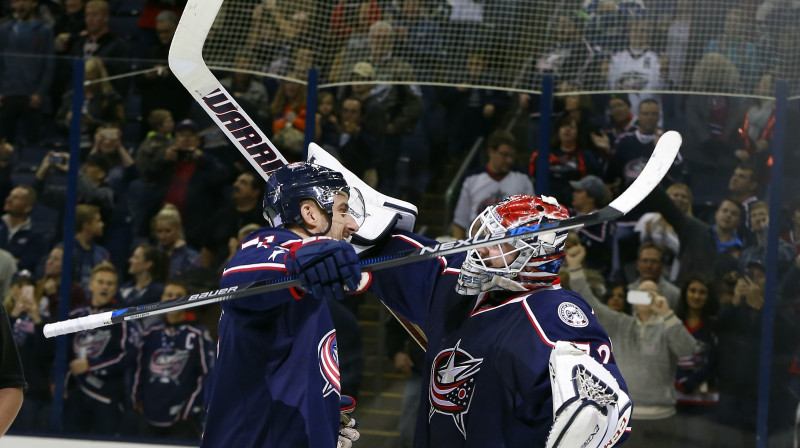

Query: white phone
[627,290,652,306]
[21,285,34,301]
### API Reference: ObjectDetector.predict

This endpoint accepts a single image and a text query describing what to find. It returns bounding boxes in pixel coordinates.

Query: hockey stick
[42,132,681,339]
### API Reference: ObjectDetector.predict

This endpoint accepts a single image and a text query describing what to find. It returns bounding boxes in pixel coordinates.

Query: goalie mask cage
[201,0,800,98]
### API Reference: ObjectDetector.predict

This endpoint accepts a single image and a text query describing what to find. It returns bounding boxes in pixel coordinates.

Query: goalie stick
[42,132,681,339]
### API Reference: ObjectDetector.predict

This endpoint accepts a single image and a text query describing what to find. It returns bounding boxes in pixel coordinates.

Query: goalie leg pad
[546,341,632,448]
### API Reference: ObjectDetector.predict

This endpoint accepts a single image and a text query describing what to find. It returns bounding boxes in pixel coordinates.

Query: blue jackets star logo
[429,340,483,437]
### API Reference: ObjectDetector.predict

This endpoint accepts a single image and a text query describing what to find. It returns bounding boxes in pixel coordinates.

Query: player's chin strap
[546,341,632,448]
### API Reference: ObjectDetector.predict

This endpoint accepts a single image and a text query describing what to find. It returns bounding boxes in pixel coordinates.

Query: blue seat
[109,15,141,41]
[110,0,145,15]
[11,171,37,188]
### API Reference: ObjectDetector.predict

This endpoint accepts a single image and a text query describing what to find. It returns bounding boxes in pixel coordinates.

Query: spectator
[136,109,175,186]
[119,242,166,308]
[136,0,186,58]
[685,52,747,170]
[452,130,533,239]
[64,262,134,436]
[673,275,719,447]
[529,114,603,205]
[330,0,380,42]
[249,1,312,78]
[56,57,125,136]
[53,0,86,54]
[628,241,681,308]
[220,55,271,128]
[597,94,637,148]
[334,96,379,188]
[0,248,15,300]
[564,241,695,448]
[392,0,444,82]
[0,297,25,436]
[329,5,384,83]
[201,172,267,270]
[65,0,129,91]
[137,119,227,247]
[0,186,47,272]
[569,174,615,277]
[705,8,760,90]
[35,151,114,219]
[132,279,213,440]
[738,201,797,278]
[140,11,193,126]
[780,201,800,254]
[608,18,661,121]
[726,163,760,234]
[0,0,54,144]
[604,99,683,193]
[315,91,340,154]
[634,183,693,282]
[270,75,307,160]
[4,270,54,432]
[583,0,646,53]
[36,244,88,319]
[736,73,776,181]
[153,204,201,281]
[72,203,109,289]
[440,50,509,160]
[604,281,632,314]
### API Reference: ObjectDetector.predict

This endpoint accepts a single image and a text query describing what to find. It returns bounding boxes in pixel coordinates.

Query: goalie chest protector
[416,287,628,448]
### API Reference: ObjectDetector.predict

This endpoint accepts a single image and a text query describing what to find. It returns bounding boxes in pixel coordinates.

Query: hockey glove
[338,395,360,448]
[286,238,361,301]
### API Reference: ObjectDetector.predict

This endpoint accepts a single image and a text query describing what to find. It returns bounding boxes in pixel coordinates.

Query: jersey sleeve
[219,229,302,311]
[367,230,464,325]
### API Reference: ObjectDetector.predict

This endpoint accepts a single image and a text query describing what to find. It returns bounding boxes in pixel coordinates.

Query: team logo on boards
[318,330,340,397]
[150,348,191,384]
[558,302,589,327]
[429,340,483,438]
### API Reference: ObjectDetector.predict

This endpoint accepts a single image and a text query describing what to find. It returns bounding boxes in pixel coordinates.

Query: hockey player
[132,279,214,440]
[367,194,632,447]
[201,162,364,448]
[64,262,135,435]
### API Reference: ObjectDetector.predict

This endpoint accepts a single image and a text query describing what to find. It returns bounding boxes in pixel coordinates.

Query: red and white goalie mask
[456,195,570,295]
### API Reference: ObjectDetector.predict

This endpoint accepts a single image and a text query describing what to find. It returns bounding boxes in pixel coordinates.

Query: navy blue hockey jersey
[68,305,135,404]
[202,228,342,448]
[369,231,631,447]
[132,321,214,426]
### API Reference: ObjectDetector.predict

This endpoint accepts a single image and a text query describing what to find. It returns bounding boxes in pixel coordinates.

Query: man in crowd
[627,242,681,308]
[452,130,534,238]
[0,186,47,272]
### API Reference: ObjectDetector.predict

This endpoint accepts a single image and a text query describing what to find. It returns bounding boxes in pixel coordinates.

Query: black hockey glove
[286,238,361,301]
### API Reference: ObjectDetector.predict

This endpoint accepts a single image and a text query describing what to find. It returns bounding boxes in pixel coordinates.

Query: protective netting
[202,0,800,97]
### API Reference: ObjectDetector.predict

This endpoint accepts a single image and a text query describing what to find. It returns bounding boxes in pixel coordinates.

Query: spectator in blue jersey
[4,270,54,432]
[152,204,202,281]
[201,163,363,448]
[119,243,167,309]
[65,262,135,436]
[0,0,54,145]
[529,114,603,205]
[569,175,615,278]
[72,204,109,290]
[673,275,719,447]
[593,95,637,154]
[452,130,533,239]
[0,186,47,272]
[132,279,214,440]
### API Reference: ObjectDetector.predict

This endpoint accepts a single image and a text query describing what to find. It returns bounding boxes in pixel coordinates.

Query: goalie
[366,194,632,447]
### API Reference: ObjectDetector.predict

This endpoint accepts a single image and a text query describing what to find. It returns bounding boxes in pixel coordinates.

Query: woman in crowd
[4,271,55,432]
[57,57,125,137]
[153,204,202,281]
[36,244,88,319]
[673,275,719,444]
[119,243,167,308]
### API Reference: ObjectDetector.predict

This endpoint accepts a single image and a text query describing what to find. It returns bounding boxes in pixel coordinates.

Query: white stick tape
[43,311,114,338]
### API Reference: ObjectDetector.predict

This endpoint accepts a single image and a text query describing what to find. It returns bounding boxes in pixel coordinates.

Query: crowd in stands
[0,0,799,446]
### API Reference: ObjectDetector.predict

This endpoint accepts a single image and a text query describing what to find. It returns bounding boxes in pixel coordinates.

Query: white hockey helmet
[456,195,571,295]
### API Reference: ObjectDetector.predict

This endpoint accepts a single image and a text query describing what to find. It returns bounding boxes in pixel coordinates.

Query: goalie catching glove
[546,341,632,448]
[285,238,362,301]
[338,395,360,448]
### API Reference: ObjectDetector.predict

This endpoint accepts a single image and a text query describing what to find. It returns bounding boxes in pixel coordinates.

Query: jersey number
[572,342,611,364]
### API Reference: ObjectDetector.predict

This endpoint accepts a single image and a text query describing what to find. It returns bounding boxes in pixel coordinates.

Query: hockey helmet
[263,162,363,229]
[456,195,571,295]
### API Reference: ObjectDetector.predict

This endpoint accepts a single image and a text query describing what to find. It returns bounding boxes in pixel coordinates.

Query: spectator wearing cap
[4,270,55,432]
[0,186,48,272]
[570,175,616,278]
[137,119,227,248]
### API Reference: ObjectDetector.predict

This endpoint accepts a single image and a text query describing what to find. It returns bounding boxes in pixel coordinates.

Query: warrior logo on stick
[429,340,483,437]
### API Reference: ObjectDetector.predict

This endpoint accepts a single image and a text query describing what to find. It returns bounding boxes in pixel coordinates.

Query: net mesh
[201,0,800,97]
[575,365,617,407]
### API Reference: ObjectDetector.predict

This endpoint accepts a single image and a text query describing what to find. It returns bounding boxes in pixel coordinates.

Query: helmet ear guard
[456,195,570,295]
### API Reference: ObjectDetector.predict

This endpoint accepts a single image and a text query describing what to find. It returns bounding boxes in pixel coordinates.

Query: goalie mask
[456,195,570,295]
[263,162,365,237]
